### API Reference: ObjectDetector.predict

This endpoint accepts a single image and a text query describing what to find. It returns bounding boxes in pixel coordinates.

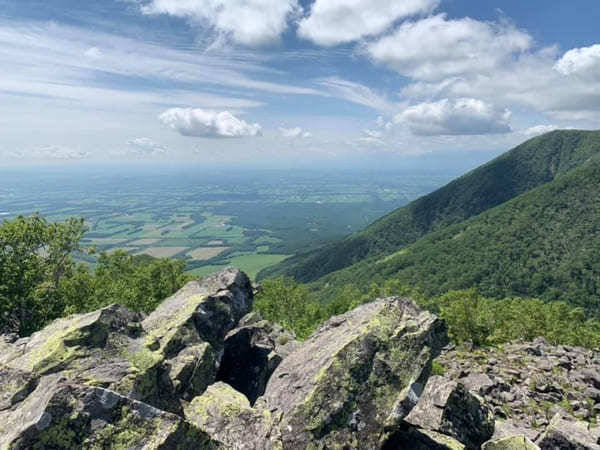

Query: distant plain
[0,166,457,278]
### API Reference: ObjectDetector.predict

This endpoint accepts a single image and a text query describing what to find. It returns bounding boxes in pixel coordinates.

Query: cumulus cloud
[297,0,438,46]
[279,127,312,138]
[159,108,262,138]
[554,44,600,80]
[126,137,168,155]
[142,0,300,46]
[394,98,512,136]
[366,14,532,82]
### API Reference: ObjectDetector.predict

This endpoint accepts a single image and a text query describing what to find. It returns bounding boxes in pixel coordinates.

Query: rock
[257,297,448,449]
[143,268,254,354]
[384,424,466,449]
[216,313,300,404]
[405,376,495,449]
[461,373,495,396]
[492,420,540,442]
[0,375,217,449]
[185,382,279,450]
[167,343,218,401]
[0,268,254,415]
[483,435,540,450]
[537,414,600,450]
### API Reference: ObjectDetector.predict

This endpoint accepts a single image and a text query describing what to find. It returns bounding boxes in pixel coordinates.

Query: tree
[0,215,87,335]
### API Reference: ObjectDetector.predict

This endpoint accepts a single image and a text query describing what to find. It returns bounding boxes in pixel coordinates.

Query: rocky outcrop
[257,297,448,449]
[404,376,494,449]
[7,266,590,449]
[0,375,217,449]
[0,268,254,447]
[436,338,600,442]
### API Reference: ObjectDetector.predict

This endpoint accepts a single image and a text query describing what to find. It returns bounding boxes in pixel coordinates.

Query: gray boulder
[537,414,600,450]
[405,376,495,449]
[185,382,280,450]
[0,375,217,449]
[257,297,448,449]
[483,435,540,450]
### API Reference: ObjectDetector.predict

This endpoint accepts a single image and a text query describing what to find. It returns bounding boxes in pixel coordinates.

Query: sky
[1,0,599,167]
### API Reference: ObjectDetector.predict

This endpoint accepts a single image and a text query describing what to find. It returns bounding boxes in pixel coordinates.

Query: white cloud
[126,137,168,155]
[297,0,438,46]
[142,0,301,46]
[279,127,312,138]
[159,108,262,138]
[394,98,512,136]
[366,14,532,81]
[521,125,559,137]
[319,77,398,113]
[31,145,90,160]
[554,44,600,80]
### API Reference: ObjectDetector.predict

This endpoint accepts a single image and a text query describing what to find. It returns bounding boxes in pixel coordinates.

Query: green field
[0,167,455,279]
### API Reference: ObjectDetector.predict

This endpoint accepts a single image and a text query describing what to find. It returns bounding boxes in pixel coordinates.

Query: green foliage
[254,277,326,340]
[433,289,600,348]
[256,277,600,349]
[0,215,187,336]
[266,130,600,283]
[0,214,88,335]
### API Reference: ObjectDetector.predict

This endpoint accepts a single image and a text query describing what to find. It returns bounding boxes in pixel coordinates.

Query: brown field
[128,238,161,246]
[136,247,188,258]
[187,246,229,261]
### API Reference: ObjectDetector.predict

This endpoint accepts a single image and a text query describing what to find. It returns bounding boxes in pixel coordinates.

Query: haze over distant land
[1,0,599,167]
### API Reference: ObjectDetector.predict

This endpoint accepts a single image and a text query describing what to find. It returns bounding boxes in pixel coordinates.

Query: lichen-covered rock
[0,269,253,416]
[482,435,540,450]
[384,424,466,449]
[167,343,218,401]
[536,414,600,450]
[405,376,495,449]
[185,382,280,450]
[0,375,218,449]
[143,268,253,355]
[257,297,448,449]
[216,313,299,404]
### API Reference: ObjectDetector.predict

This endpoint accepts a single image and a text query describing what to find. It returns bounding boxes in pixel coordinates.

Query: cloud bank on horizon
[1,0,599,164]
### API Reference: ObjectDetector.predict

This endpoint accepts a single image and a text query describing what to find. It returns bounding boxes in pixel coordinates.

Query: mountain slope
[260,130,600,282]
[312,158,600,314]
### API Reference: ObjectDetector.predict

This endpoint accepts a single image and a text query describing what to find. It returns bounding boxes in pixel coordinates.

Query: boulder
[536,414,600,450]
[257,297,448,449]
[483,435,540,450]
[384,424,466,449]
[0,268,254,415]
[404,376,495,449]
[216,312,300,403]
[185,382,279,450]
[143,268,254,354]
[0,375,217,449]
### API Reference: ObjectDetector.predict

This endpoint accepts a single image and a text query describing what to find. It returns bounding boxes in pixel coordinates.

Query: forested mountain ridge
[311,157,600,314]
[261,130,600,282]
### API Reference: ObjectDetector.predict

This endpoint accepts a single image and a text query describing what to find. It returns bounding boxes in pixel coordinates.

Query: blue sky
[1,0,599,166]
